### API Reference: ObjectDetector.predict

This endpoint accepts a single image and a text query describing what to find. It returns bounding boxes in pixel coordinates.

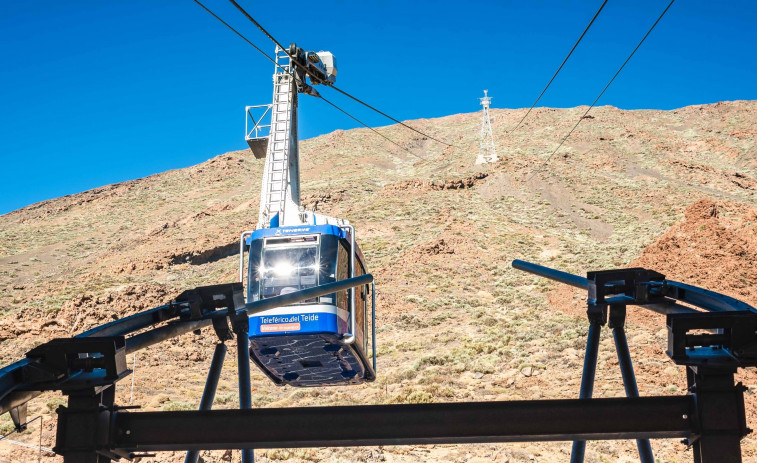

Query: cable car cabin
[241,224,376,387]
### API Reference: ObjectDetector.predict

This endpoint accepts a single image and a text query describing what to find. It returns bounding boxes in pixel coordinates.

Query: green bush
[46,397,67,413]
[162,401,195,411]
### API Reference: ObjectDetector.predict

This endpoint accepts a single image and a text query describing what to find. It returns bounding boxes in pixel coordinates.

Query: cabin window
[336,242,349,311]
[335,240,368,350]
[354,258,366,351]
[259,245,319,302]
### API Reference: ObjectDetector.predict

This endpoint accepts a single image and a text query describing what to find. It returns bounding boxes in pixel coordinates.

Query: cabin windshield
[259,245,319,301]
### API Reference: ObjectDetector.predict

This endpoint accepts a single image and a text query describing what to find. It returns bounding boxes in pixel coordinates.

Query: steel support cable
[228,0,326,87]
[192,0,415,158]
[525,0,675,183]
[328,84,456,147]
[0,414,41,440]
[509,0,610,134]
[227,0,456,148]
[228,0,289,56]
[0,415,54,459]
[192,0,276,67]
[318,95,418,157]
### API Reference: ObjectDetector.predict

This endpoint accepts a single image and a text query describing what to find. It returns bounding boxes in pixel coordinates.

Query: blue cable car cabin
[243,224,376,387]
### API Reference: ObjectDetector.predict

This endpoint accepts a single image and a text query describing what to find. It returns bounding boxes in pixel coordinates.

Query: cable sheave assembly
[227,0,456,148]
[193,0,415,155]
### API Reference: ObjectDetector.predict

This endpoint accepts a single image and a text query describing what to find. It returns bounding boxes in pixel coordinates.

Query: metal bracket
[54,387,131,462]
[667,312,757,367]
[587,267,667,304]
[9,402,27,431]
[586,268,668,325]
[608,304,627,330]
[174,283,244,341]
[245,104,272,158]
[23,337,129,391]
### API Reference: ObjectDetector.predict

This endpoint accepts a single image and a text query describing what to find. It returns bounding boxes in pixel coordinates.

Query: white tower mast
[476,90,498,164]
[245,45,346,230]
[255,47,301,229]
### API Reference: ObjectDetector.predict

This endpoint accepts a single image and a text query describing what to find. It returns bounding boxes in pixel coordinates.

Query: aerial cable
[192,0,414,156]
[525,0,675,183]
[318,95,419,157]
[328,85,456,147]
[227,0,456,148]
[509,0,609,135]
[228,0,289,58]
[192,0,277,67]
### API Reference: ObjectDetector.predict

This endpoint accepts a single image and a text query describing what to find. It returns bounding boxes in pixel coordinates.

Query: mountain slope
[0,101,755,462]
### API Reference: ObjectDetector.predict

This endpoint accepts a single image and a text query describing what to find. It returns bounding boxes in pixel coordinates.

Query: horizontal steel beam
[512,260,701,315]
[111,396,695,452]
[512,259,588,290]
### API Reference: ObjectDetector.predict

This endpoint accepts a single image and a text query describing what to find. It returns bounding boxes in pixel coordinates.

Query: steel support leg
[185,343,227,463]
[59,387,118,463]
[570,320,602,463]
[610,305,654,463]
[687,368,747,463]
[237,331,254,463]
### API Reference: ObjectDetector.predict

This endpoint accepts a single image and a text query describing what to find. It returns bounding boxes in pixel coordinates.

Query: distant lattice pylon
[476,90,498,164]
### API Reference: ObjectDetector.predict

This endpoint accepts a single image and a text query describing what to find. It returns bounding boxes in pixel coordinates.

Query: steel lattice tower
[476,90,498,164]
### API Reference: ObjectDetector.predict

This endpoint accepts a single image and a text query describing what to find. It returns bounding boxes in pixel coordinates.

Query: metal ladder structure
[256,47,301,229]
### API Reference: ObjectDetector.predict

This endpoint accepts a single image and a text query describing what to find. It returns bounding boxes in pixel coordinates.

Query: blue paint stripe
[249,312,339,337]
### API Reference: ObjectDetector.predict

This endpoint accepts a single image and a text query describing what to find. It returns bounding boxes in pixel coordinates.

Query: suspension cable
[525,0,676,183]
[509,0,610,134]
[228,0,289,57]
[192,0,276,66]
[329,85,455,147]
[227,0,456,148]
[193,0,415,155]
[318,95,418,157]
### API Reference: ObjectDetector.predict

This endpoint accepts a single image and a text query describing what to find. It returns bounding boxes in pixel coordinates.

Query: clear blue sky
[1,0,755,215]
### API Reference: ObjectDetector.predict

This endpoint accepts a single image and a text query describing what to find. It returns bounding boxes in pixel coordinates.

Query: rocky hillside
[0,101,755,462]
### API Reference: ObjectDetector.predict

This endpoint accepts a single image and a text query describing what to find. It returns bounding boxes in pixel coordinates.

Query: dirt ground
[0,101,755,462]
[548,198,757,460]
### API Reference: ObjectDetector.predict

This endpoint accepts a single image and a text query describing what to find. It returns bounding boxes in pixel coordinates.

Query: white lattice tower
[476,90,498,164]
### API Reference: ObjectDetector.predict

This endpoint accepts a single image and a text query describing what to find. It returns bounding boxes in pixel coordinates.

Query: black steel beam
[111,396,695,452]
[512,259,588,290]
[78,304,176,338]
[571,320,603,463]
[664,281,755,313]
[511,260,705,316]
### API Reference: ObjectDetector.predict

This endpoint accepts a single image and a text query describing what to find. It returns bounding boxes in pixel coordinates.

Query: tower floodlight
[476,90,498,164]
